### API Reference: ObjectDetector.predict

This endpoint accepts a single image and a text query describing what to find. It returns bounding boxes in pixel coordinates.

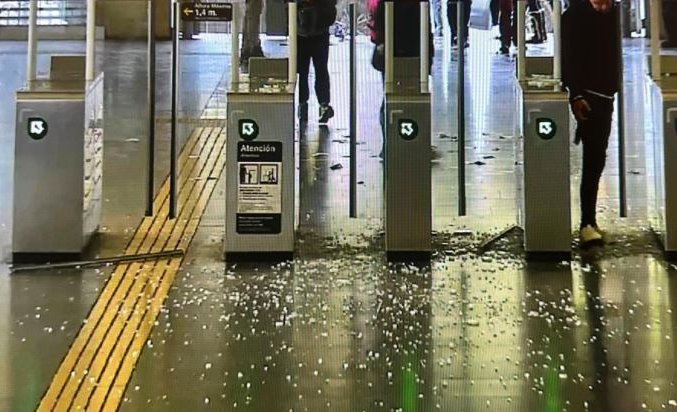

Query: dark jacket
[298,0,337,37]
[368,0,434,72]
[561,1,620,101]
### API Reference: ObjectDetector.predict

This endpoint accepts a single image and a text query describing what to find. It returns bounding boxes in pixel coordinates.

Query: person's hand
[573,98,592,121]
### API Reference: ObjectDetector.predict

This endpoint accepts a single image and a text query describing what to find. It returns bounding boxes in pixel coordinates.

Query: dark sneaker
[498,46,509,55]
[318,104,334,124]
[298,102,308,122]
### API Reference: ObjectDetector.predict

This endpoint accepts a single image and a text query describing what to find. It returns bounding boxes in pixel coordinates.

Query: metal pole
[349,2,357,218]
[517,0,526,81]
[385,1,394,85]
[170,1,179,219]
[146,0,156,216]
[288,1,298,85]
[26,0,38,82]
[457,0,466,216]
[617,1,627,217]
[420,1,429,93]
[552,0,562,88]
[231,6,240,87]
[650,0,661,81]
[86,0,96,81]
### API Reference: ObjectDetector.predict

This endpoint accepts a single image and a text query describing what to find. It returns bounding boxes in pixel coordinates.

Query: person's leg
[242,0,264,54]
[491,0,500,26]
[297,36,312,119]
[499,0,513,52]
[312,34,331,106]
[579,96,614,229]
[312,33,334,123]
[433,0,444,34]
[447,1,459,42]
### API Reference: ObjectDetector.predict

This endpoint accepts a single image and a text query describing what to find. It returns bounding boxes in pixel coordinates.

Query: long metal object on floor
[170,1,180,219]
[146,0,157,217]
[617,1,628,217]
[349,2,357,218]
[457,0,466,216]
[11,250,184,273]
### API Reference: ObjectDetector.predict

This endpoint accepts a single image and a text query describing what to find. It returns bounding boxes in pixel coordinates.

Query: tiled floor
[1,25,676,411]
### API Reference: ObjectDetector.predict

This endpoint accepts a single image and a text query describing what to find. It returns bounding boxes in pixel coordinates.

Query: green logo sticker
[398,119,419,140]
[239,119,259,141]
[27,117,48,140]
[536,118,556,140]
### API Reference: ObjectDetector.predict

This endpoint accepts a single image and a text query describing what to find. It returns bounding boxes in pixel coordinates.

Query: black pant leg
[297,36,313,104]
[579,96,614,227]
[447,1,459,39]
[311,33,331,105]
[499,0,513,47]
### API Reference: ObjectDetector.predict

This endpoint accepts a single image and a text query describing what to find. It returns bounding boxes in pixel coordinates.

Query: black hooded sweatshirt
[561,0,620,101]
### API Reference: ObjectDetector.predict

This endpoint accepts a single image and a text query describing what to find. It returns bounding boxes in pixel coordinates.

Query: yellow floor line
[38,127,226,411]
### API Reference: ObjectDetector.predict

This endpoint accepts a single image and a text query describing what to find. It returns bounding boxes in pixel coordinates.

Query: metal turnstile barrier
[224,4,297,261]
[13,59,104,262]
[517,83,571,260]
[383,1,432,260]
[649,58,677,259]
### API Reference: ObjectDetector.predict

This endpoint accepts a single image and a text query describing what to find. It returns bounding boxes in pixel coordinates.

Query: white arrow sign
[30,120,45,135]
[242,123,255,136]
[400,122,414,137]
[538,121,553,135]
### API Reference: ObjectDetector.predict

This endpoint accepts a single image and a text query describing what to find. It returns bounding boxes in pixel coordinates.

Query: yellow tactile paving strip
[38,126,226,411]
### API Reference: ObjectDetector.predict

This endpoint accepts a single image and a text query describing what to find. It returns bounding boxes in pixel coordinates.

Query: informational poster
[236,142,282,234]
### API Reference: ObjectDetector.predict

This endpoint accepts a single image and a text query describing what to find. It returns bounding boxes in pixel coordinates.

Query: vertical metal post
[170,1,179,219]
[517,0,526,82]
[385,1,394,85]
[86,0,96,81]
[288,1,298,85]
[457,0,466,216]
[552,0,562,88]
[617,1,627,217]
[26,0,38,82]
[420,1,429,93]
[650,0,661,81]
[146,0,156,216]
[231,6,240,87]
[349,2,357,218]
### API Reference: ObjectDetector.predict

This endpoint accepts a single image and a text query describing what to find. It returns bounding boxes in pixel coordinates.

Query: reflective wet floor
[1,27,677,411]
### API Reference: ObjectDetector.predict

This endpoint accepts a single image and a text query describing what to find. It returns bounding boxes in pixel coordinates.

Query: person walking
[498,0,515,54]
[241,0,265,70]
[368,0,434,157]
[562,0,620,247]
[447,0,472,48]
[297,0,337,123]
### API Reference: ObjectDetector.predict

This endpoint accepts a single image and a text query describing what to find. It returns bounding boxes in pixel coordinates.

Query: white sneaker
[580,225,603,247]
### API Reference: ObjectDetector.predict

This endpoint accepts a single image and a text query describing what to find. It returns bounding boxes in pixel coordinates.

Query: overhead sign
[181,2,233,22]
[536,118,556,140]
[398,119,419,140]
[27,117,48,140]
[239,119,260,141]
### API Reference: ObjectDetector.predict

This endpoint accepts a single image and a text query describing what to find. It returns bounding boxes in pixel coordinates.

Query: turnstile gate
[383,1,432,260]
[517,83,572,260]
[13,73,104,263]
[649,74,677,258]
[384,78,432,259]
